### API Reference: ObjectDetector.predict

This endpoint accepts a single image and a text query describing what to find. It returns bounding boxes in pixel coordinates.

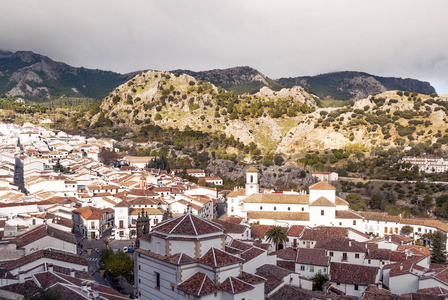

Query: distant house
[311,171,338,182]
[72,206,107,239]
[186,169,206,177]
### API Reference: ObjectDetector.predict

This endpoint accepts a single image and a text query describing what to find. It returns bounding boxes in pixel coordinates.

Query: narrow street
[74,230,109,286]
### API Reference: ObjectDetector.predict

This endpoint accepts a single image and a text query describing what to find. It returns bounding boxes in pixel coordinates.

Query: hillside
[0,50,132,101]
[171,66,284,94]
[277,71,436,101]
[87,70,448,159]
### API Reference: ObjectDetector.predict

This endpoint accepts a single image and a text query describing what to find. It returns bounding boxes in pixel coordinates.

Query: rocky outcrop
[0,50,133,100]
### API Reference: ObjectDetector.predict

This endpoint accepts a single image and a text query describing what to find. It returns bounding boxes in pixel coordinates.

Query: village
[0,123,447,299]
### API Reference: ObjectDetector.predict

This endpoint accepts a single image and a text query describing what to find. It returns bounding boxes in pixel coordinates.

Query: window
[339,222,342,226]
[418,227,421,232]
[310,266,314,272]
[250,175,253,183]
[155,272,160,289]
[324,268,327,273]
[288,207,290,211]
[119,220,124,228]
[300,265,305,271]
[139,265,141,270]
[302,207,304,212]
[91,222,95,229]
[353,220,356,226]
[260,206,263,210]
[274,206,276,210]
[368,259,371,264]
[384,227,388,233]
[354,285,359,291]
[329,252,334,257]
[342,253,347,261]
[321,210,324,216]
[355,253,360,258]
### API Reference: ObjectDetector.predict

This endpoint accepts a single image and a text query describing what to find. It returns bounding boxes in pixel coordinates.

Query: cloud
[1,0,448,92]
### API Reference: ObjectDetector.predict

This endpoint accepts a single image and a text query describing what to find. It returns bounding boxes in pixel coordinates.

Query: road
[339,176,448,185]
[75,230,109,286]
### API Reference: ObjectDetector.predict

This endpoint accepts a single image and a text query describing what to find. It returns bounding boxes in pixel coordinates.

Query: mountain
[276,71,436,101]
[0,50,133,101]
[171,66,284,94]
[87,70,448,157]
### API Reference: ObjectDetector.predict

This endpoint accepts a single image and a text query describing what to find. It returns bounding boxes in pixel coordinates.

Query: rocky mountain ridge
[171,66,284,94]
[277,71,436,101]
[0,50,133,101]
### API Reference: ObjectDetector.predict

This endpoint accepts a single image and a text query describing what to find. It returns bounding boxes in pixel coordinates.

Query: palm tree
[265,225,288,251]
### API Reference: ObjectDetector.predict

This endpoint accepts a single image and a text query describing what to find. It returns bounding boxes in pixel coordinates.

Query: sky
[1,0,448,93]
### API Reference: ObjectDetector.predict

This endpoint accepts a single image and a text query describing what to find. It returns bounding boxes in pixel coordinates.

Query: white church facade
[227,168,448,247]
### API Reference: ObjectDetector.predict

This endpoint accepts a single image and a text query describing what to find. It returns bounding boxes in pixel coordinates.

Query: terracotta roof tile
[199,247,243,267]
[286,225,306,237]
[220,277,254,294]
[272,248,297,261]
[244,193,309,204]
[247,211,309,221]
[301,226,348,241]
[309,181,336,190]
[296,248,330,266]
[152,213,223,236]
[330,262,379,285]
[315,238,367,253]
[212,219,247,234]
[310,196,335,207]
[246,167,259,173]
[237,271,266,285]
[177,272,220,296]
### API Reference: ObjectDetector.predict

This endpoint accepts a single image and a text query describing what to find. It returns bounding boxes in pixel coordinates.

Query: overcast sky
[2,0,448,93]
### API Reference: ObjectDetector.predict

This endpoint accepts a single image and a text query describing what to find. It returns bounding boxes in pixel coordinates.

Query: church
[227,167,448,245]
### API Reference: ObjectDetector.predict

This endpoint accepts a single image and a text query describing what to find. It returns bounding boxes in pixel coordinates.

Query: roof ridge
[198,273,207,296]
[168,214,188,235]
[189,214,198,236]
[212,248,217,267]
[229,276,235,294]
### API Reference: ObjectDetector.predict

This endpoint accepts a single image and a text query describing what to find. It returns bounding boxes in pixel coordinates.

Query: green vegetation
[101,248,134,284]
[265,225,288,251]
[312,273,329,291]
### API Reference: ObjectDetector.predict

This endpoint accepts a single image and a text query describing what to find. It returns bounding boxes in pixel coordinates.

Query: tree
[102,249,134,284]
[265,226,288,251]
[312,273,329,291]
[345,193,367,211]
[370,193,382,210]
[401,225,413,236]
[431,231,447,264]
[98,149,118,166]
[274,156,284,166]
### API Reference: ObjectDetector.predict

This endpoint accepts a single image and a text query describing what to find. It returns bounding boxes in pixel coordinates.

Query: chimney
[70,268,75,277]
[48,263,53,272]
[399,264,403,271]
[349,241,352,247]
[388,236,391,242]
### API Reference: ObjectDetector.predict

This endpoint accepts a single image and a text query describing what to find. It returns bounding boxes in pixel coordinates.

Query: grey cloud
[1,0,448,92]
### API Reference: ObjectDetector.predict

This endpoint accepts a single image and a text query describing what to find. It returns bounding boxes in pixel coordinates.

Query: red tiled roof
[220,277,254,294]
[330,262,379,285]
[286,225,306,237]
[272,248,297,261]
[212,219,247,234]
[198,247,243,267]
[309,181,336,190]
[177,272,220,296]
[296,248,330,267]
[310,196,335,207]
[152,213,223,236]
[300,226,348,241]
[73,206,105,220]
[315,238,367,253]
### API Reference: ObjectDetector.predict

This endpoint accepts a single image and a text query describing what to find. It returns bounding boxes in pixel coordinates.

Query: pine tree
[431,231,447,264]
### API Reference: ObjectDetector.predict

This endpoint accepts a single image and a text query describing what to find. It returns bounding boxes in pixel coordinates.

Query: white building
[134,212,265,300]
